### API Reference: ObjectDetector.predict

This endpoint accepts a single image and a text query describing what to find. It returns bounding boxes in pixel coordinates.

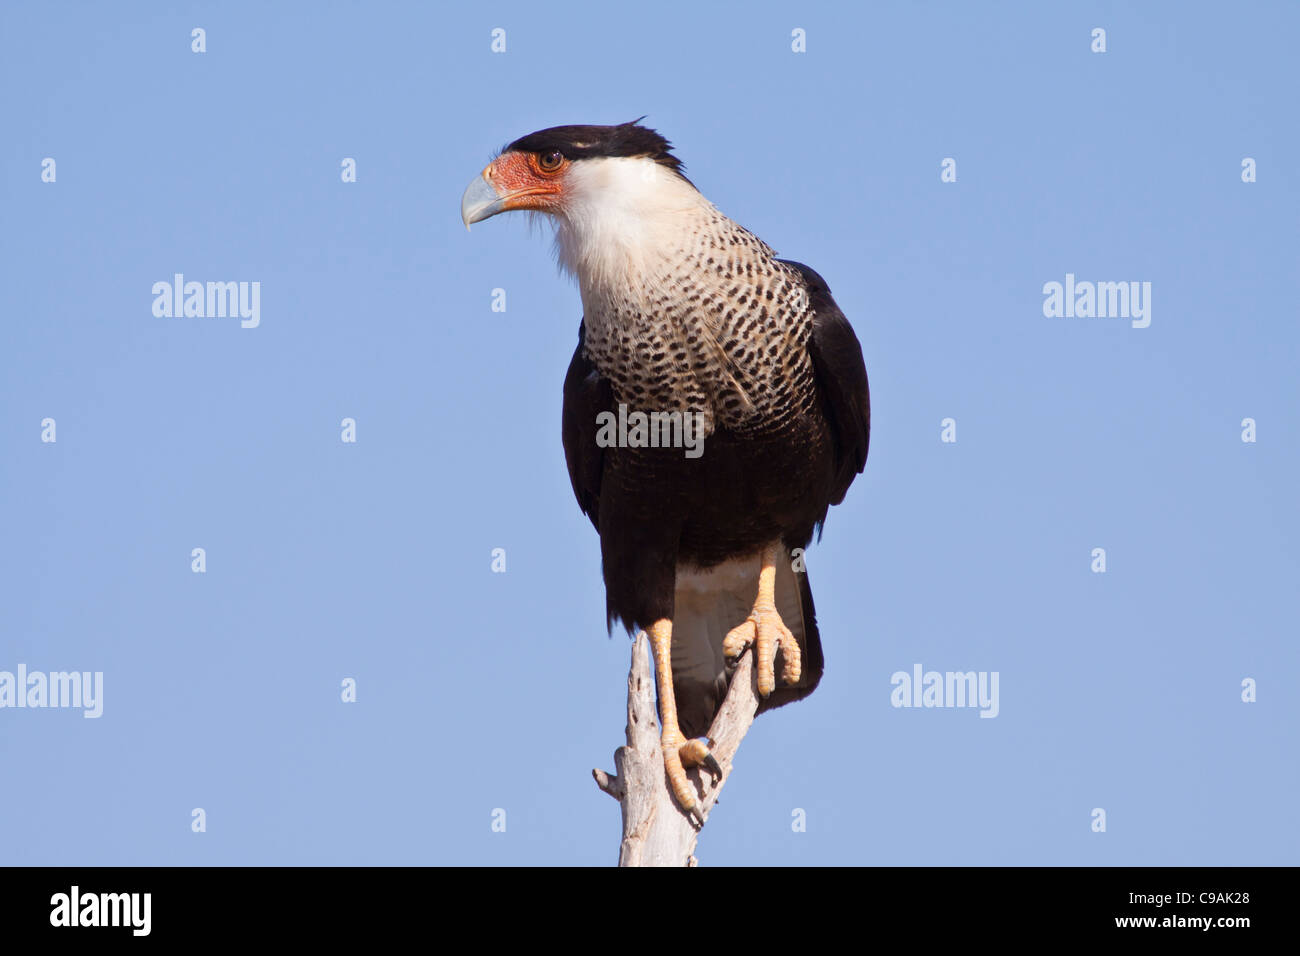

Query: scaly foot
[724,605,801,696]
[648,618,724,826]
[722,544,801,696]
[660,731,723,827]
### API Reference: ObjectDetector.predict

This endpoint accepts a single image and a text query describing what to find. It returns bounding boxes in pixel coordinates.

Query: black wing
[561,320,614,532]
[780,259,870,506]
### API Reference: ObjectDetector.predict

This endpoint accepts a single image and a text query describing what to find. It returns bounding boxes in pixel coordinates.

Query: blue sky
[1,1,1295,866]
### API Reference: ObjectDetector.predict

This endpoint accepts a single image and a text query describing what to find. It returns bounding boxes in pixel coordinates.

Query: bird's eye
[538,151,564,172]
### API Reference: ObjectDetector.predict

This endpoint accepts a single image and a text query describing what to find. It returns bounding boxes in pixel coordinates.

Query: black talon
[702,753,723,780]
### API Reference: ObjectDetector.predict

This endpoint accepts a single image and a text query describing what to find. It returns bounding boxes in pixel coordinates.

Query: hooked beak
[461,170,508,229]
[461,154,564,230]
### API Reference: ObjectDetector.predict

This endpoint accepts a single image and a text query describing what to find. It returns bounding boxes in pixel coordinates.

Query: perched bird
[462,121,869,823]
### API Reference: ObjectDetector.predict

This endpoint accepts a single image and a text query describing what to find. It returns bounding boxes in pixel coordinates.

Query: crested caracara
[462,121,870,824]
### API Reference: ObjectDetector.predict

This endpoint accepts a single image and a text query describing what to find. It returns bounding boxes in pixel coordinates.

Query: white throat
[551,156,714,307]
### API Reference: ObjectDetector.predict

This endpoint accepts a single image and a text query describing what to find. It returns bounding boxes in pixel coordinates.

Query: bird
[462,120,869,824]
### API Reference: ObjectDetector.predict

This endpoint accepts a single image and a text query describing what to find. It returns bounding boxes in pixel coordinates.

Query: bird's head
[460,120,690,230]
[462,121,713,291]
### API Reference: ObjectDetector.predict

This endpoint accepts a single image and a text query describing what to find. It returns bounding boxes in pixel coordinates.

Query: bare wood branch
[592,630,761,866]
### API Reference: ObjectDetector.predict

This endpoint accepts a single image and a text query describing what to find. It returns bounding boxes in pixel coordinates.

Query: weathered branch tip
[595,630,762,866]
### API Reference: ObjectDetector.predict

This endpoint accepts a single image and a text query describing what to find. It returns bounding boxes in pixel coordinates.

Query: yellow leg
[722,543,801,696]
[649,618,719,826]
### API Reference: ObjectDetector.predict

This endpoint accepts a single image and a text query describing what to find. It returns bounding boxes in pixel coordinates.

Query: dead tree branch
[592,631,760,866]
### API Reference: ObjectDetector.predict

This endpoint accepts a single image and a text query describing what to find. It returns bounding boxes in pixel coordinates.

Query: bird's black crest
[504,120,686,175]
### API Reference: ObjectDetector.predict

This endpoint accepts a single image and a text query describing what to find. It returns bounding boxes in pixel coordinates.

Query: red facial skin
[483,150,569,213]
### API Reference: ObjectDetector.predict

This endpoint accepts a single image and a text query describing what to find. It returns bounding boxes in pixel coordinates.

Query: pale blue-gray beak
[461,172,507,230]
